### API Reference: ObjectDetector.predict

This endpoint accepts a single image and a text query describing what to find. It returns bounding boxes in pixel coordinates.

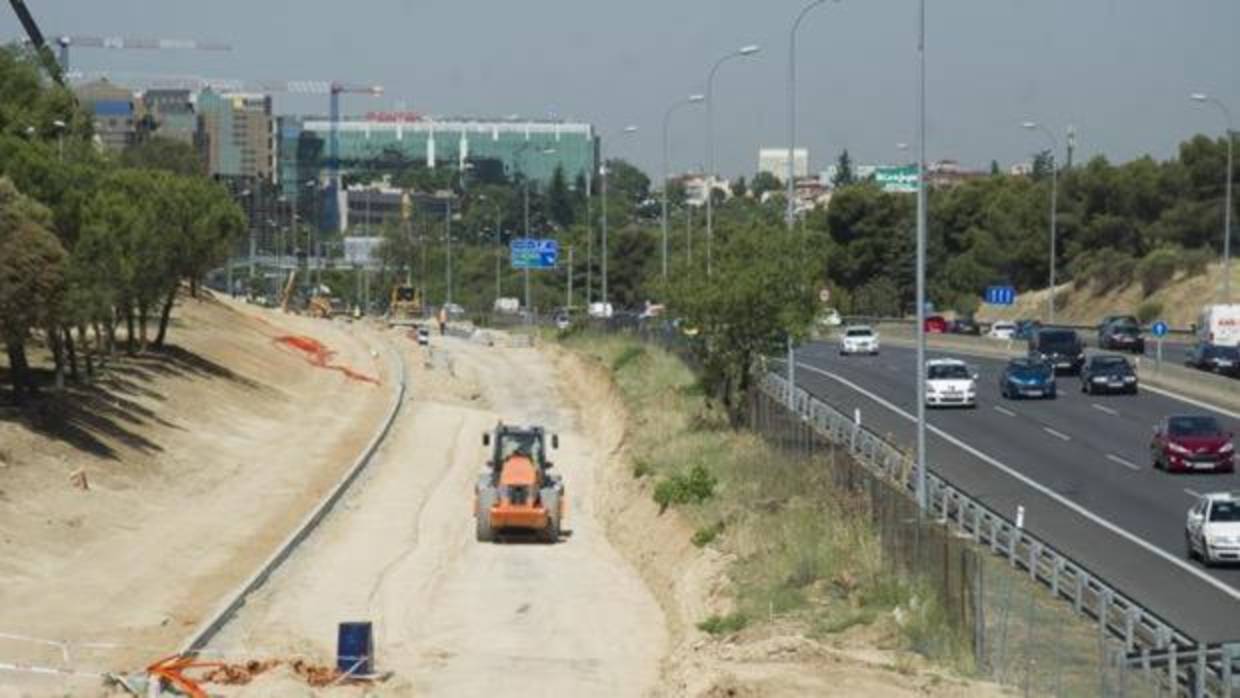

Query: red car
[1151,415,1235,473]
[924,315,949,333]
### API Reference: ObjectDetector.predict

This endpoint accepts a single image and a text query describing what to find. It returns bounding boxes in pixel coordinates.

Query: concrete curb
[177,335,408,656]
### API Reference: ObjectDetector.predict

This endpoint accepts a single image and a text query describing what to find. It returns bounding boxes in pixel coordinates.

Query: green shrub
[652,465,717,511]
[691,520,726,547]
[632,458,652,479]
[611,345,646,372]
[1136,300,1163,325]
[697,612,749,635]
[1069,247,1137,293]
[1137,248,1179,296]
[1180,247,1215,277]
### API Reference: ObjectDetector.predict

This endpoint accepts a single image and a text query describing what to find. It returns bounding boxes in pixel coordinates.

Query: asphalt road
[787,340,1240,644]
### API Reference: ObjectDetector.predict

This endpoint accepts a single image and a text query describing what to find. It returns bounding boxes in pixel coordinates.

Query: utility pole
[445,197,453,306]
[566,245,574,310]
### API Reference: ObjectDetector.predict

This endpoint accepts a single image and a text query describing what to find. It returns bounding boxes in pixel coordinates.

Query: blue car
[999,358,1057,399]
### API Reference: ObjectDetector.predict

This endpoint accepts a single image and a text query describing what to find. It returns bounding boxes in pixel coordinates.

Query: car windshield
[846,328,873,338]
[1008,359,1048,373]
[1110,325,1139,336]
[929,364,970,380]
[1209,501,1240,523]
[1168,416,1222,437]
[1091,357,1129,370]
[1037,330,1078,349]
[1205,345,1240,359]
[499,433,543,463]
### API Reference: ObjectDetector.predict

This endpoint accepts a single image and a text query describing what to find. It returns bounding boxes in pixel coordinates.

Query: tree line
[0,48,244,402]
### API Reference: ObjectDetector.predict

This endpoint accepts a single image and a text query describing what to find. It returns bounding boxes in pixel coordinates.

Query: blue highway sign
[1151,321,1168,338]
[511,238,559,270]
[985,285,1016,305]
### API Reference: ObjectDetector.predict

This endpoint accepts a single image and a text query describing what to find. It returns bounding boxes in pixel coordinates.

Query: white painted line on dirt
[1043,427,1072,441]
[1106,454,1141,471]
[794,360,1240,602]
[1092,403,1119,416]
[993,405,1017,417]
[1185,488,1202,499]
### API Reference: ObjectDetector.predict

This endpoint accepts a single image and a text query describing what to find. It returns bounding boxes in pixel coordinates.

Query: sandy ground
[0,294,393,696]
[206,331,667,697]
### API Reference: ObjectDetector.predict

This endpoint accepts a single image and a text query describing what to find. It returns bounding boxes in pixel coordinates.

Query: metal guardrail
[762,371,1239,697]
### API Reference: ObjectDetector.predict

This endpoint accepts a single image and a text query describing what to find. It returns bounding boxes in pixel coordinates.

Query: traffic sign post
[511,238,559,270]
[985,285,1016,306]
[1152,321,1168,373]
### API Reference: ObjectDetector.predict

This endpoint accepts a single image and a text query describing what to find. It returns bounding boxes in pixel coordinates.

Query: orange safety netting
[147,654,346,693]
[274,335,380,385]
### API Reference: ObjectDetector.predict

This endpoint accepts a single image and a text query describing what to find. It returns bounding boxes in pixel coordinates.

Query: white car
[1186,491,1240,567]
[925,358,978,408]
[987,321,1017,340]
[415,326,430,346]
[840,326,879,356]
[818,308,843,327]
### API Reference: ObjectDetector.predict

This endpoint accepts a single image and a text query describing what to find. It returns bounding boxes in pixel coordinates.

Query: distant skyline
[4,1,1237,178]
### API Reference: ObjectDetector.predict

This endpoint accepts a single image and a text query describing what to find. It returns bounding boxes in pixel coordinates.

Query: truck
[1197,304,1240,347]
[386,284,423,326]
[475,424,564,543]
[493,297,521,314]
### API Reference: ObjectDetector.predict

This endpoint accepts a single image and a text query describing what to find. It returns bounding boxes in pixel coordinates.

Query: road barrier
[760,370,1239,697]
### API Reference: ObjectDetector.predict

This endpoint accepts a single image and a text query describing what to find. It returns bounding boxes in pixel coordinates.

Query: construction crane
[53,35,232,73]
[7,0,64,84]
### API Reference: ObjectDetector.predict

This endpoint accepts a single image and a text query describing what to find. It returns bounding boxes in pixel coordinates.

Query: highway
[789,340,1240,643]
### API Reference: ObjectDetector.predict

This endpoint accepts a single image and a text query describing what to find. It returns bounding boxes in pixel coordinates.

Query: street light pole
[1022,121,1060,324]
[786,1,833,229]
[663,95,705,282]
[445,197,453,306]
[1191,93,1235,302]
[705,44,761,276]
[914,0,928,513]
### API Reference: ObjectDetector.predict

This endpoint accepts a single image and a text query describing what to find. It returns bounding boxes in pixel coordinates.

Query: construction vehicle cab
[475,424,563,543]
[387,284,422,326]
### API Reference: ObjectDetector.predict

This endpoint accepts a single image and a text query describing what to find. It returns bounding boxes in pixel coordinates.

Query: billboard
[343,236,383,266]
[510,239,559,269]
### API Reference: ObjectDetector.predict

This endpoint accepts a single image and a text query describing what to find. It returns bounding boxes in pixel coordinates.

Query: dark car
[949,317,981,335]
[1013,319,1043,341]
[1099,314,1139,331]
[1151,415,1236,473]
[999,358,1056,399]
[1186,343,1240,377]
[1029,328,1085,374]
[1098,322,1146,353]
[1080,354,1138,395]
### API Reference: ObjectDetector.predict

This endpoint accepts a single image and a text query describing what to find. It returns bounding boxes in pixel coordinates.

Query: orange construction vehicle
[475,424,564,543]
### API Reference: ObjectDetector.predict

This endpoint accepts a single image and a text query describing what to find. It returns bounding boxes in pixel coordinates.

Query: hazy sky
[4,1,1237,178]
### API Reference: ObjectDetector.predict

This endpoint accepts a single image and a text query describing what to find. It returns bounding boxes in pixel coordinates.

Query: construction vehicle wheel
[540,488,561,544]
[476,487,497,542]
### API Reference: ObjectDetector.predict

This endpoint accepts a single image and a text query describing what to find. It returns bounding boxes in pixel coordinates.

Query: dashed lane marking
[993,405,1016,417]
[1043,427,1072,441]
[1092,403,1119,416]
[1106,454,1140,471]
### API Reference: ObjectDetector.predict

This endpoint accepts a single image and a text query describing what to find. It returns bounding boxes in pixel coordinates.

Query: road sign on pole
[1152,321,1168,373]
[511,238,559,269]
[985,285,1016,305]
[1151,321,1168,338]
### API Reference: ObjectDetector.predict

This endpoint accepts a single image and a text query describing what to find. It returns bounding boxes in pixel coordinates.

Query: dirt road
[209,331,667,697]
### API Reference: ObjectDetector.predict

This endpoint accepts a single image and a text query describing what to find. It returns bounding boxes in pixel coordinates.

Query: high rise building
[140,89,198,147]
[197,89,275,181]
[758,148,809,183]
[73,79,137,151]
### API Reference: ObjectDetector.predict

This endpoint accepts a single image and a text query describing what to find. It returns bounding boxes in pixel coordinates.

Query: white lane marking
[1185,488,1202,499]
[1106,454,1141,471]
[1043,427,1072,441]
[794,360,1240,602]
[1092,403,1119,416]
[993,405,1017,417]
[1141,383,1240,422]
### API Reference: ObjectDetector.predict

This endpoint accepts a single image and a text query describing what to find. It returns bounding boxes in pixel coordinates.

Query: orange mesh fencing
[274,335,380,385]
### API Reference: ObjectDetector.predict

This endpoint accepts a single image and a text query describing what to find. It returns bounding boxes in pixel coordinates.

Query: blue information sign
[1151,321,1168,338]
[510,238,559,269]
[984,285,1016,305]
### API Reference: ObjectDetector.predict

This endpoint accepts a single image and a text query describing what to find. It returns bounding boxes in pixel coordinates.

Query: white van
[1198,304,1240,347]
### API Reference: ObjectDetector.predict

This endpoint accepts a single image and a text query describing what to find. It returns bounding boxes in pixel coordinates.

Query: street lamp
[662,95,705,282]
[51,119,66,162]
[514,144,557,316]
[786,1,837,228]
[1191,93,1235,302]
[226,188,252,297]
[601,125,639,308]
[1021,121,1060,325]
[914,0,928,513]
[705,43,761,276]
